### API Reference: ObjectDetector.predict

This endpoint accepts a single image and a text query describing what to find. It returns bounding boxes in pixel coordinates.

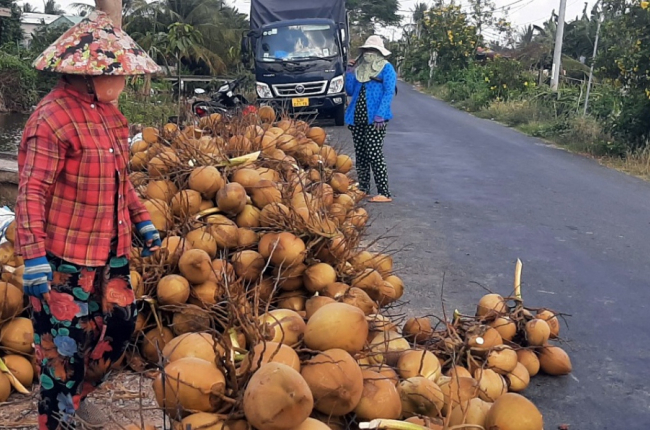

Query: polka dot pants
[349,85,391,198]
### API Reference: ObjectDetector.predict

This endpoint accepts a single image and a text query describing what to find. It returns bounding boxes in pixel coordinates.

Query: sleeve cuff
[18,242,47,261]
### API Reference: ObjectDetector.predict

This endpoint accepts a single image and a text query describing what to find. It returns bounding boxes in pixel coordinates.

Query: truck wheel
[334,105,345,127]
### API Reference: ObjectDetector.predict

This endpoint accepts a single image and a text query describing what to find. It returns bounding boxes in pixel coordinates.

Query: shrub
[0,52,38,112]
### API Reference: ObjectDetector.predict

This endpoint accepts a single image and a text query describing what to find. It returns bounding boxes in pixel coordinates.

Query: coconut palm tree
[43,0,65,15]
[22,3,36,12]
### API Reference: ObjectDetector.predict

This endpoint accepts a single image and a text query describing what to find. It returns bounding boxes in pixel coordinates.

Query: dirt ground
[0,371,166,430]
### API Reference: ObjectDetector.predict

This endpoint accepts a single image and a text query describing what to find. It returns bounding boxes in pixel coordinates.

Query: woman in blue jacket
[345,35,397,203]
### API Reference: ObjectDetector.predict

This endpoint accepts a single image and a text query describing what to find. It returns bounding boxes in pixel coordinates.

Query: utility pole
[550,0,568,92]
[583,13,602,115]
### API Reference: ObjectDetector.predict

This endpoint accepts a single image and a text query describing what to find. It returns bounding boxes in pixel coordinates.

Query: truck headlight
[256,82,273,99]
[328,75,344,94]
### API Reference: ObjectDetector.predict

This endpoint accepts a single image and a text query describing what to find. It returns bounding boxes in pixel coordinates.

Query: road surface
[326,81,650,428]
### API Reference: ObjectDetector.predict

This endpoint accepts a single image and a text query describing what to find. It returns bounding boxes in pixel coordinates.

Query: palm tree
[22,3,36,12]
[43,0,65,15]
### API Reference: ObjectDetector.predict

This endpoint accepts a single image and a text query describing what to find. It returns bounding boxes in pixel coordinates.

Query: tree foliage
[346,0,401,27]
[0,0,23,46]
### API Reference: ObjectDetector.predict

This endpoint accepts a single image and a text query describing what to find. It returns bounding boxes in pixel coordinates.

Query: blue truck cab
[242,0,350,126]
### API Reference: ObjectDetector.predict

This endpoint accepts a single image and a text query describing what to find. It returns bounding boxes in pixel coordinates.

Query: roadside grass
[421,84,650,182]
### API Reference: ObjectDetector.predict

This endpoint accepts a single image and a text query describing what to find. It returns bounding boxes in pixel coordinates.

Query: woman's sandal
[369,195,393,203]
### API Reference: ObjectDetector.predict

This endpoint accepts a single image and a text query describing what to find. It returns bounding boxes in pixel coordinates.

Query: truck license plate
[292,98,309,107]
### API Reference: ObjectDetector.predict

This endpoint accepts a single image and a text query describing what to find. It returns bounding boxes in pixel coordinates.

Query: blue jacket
[345,63,397,126]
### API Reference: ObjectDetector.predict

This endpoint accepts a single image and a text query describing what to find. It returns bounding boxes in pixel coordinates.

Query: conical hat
[33,10,160,76]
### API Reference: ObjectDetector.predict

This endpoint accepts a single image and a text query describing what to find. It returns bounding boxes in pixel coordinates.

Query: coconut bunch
[0,222,36,402]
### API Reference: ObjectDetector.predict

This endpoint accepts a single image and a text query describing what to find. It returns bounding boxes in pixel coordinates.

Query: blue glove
[135,221,162,257]
[373,116,386,131]
[23,256,52,299]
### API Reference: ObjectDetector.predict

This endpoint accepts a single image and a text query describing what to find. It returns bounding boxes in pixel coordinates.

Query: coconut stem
[453,309,461,324]
[514,258,523,301]
[359,420,429,430]
[144,296,165,337]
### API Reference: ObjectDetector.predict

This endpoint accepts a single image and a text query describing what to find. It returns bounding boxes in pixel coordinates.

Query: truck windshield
[257,24,338,62]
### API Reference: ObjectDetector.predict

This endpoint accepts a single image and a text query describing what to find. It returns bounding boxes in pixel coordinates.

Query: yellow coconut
[243,341,301,373]
[305,296,337,320]
[397,350,442,381]
[448,398,492,429]
[476,294,508,318]
[536,309,560,339]
[489,317,517,342]
[368,330,410,366]
[236,205,262,228]
[171,190,203,217]
[307,127,327,146]
[232,250,265,282]
[2,354,34,387]
[216,183,248,215]
[273,263,307,292]
[399,377,445,418]
[232,169,262,190]
[259,106,277,123]
[486,345,518,375]
[259,309,306,346]
[304,302,368,354]
[186,227,219,258]
[157,275,190,306]
[189,166,225,199]
[179,249,213,285]
[142,327,175,363]
[335,155,353,173]
[190,280,223,306]
[516,349,540,377]
[259,232,306,267]
[0,317,33,353]
[0,373,10,402]
[506,362,530,392]
[300,348,364,416]
[303,263,337,293]
[238,228,259,248]
[538,345,572,376]
[525,319,551,347]
[243,362,313,430]
[162,332,223,364]
[146,180,178,204]
[250,180,282,209]
[474,368,507,402]
[0,281,23,320]
[180,413,224,430]
[403,318,434,344]
[484,393,543,430]
[153,357,227,419]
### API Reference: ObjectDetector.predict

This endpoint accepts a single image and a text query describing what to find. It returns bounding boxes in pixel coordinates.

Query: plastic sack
[0,206,15,244]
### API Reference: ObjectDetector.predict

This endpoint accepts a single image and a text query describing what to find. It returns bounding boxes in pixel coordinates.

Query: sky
[18,0,597,40]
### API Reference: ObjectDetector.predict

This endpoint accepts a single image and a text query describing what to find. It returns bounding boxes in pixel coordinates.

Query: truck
[242,0,350,126]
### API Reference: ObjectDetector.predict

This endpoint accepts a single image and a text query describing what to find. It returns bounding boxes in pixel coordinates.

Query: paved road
[327,81,650,429]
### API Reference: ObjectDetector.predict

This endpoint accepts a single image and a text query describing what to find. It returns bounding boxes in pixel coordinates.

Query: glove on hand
[373,116,386,130]
[135,220,162,257]
[23,256,52,299]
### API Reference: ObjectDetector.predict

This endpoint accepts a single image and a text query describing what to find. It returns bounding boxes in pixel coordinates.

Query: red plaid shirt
[14,79,151,267]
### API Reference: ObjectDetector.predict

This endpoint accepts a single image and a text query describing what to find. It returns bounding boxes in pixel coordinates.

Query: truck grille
[272,81,328,97]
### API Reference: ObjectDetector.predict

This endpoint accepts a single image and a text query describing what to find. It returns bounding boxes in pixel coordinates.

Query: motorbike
[191,77,256,119]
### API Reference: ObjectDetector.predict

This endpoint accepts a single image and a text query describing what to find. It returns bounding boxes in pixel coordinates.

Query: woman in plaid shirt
[14,11,162,430]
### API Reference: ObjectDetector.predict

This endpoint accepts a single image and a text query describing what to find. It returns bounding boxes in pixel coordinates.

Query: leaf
[0,357,30,395]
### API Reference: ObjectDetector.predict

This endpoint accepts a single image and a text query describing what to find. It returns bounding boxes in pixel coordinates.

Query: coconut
[351,369,402,420]
[179,249,213,285]
[236,205,262,228]
[148,152,180,177]
[210,222,240,250]
[142,327,174,363]
[130,152,148,170]
[301,348,364,416]
[516,349,540,377]
[536,309,560,338]
[304,302,368,354]
[259,309,306,346]
[484,393,543,430]
[525,319,551,347]
[143,127,159,143]
[466,326,503,352]
[260,203,291,228]
[489,317,517,342]
[189,166,225,199]
[367,314,399,335]
[190,280,223,306]
[146,180,178,203]
[305,296,337,320]
[287,418,330,430]
[506,362,530,392]
[232,251,265,282]
[238,228,259,248]
[439,376,479,412]
[334,194,355,209]
[2,354,34,387]
[303,263,337,293]
[243,363,313,430]
[143,199,170,232]
[348,208,369,229]
[0,373,10,402]
[474,368,507,402]
[171,190,203,217]
[243,341,301,373]
[273,263,307,292]
[0,281,23,319]
[259,106,277,123]
[446,366,473,381]
[448,398,491,429]
[311,183,334,207]
[403,318,434,344]
[250,180,282,209]
[229,135,252,152]
[153,357,227,419]
[0,317,33,353]
[160,236,190,265]
[370,253,393,276]
[538,346,572,375]
[476,294,508,318]
[368,330,410,366]
[172,307,212,335]
[209,259,236,287]
[216,183,247,215]
[256,167,281,182]
[157,275,190,306]
[162,332,222,364]
[327,204,347,225]
[131,270,144,298]
[486,345,518,375]
[399,377,445,418]
[351,269,383,296]
[186,227,218,258]
[335,155,353,173]
[259,232,306,267]
[397,350,442,381]
[232,169,262,190]
[180,413,223,430]
[340,287,377,315]
[277,290,307,312]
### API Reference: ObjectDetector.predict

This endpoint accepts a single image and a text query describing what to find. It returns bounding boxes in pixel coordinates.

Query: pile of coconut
[0,107,572,430]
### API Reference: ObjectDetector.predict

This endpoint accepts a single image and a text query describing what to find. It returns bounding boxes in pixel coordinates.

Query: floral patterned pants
[30,252,137,430]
